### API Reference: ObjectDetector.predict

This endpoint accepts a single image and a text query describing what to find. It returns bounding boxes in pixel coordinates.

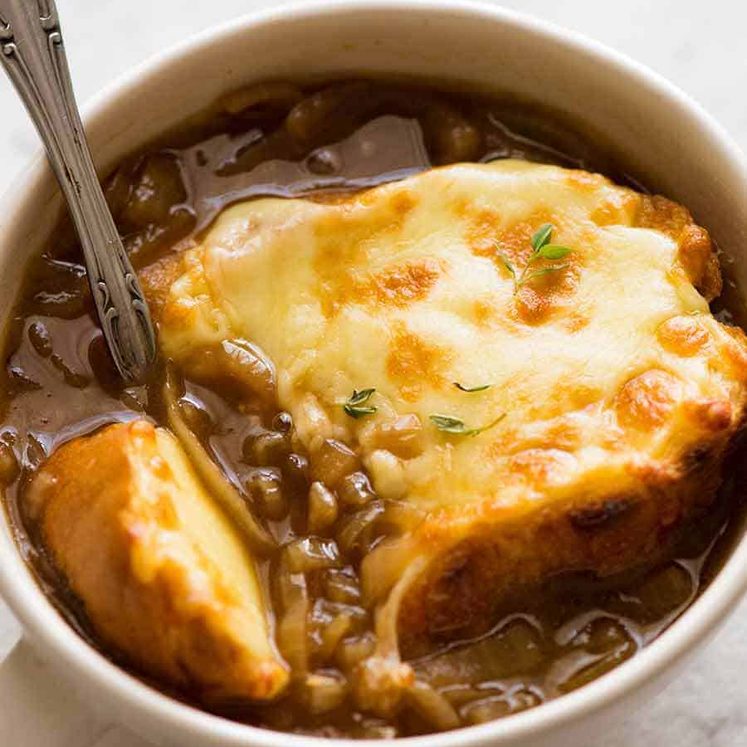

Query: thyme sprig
[454,382,492,392]
[342,388,377,419]
[496,222,572,294]
[429,412,506,437]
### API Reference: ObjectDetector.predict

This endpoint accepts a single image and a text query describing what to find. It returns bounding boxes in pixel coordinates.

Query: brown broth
[1,78,745,738]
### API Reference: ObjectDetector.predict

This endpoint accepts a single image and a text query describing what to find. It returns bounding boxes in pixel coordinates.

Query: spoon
[0,0,156,384]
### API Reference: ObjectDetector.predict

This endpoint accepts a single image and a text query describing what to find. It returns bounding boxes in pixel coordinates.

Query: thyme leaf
[521,264,569,283]
[537,244,572,260]
[454,382,492,392]
[495,223,573,294]
[343,388,378,419]
[531,222,553,252]
[429,412,506,437]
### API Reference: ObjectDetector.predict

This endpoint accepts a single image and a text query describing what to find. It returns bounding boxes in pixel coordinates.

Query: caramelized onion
[244,429,290,466]
[275,559,310,672]
[324,569,361,606]
[184,338,276,403]
[312,438,361,487]
[283,452,310,494]
[178,398,214,438]
[278,595,310,673]
[300,671,348,715]
[275,557,307,610]
[460,687,541,723]
[308,481,338,533]
[120,154,186,230]
[362,413,423,458]
[285,82,371,145]
[352,655,414,718]
[336,501,386,558]
[315,612,354,664]
[246,467,288,521]
[284,537,342,573]
[633,563,694,619]
[163,369,276,555]
[461,696,511,724]
[558,619,636,693]
[0,441,19,486]
[272,411,293,434]
[220,81,303,116]
[424,104,481,164]
[335,633,376,672]
[337,471,376,508]
[405,681,460,731]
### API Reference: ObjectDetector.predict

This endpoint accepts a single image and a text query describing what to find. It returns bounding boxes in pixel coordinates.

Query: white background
[1,1,746,745]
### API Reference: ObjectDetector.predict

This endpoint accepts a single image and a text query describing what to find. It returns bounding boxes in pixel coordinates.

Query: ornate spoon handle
[0,0,156,384]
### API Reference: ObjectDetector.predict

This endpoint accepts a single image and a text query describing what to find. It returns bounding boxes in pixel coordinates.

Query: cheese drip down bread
[26,421,289,702]
[145,159,747,659]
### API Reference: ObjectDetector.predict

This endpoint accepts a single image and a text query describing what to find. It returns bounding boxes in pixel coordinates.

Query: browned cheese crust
[133,161,747,656]
[25,420,288,701]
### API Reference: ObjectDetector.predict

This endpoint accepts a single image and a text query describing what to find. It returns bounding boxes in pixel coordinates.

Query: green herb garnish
[496,222,572,294]
[454,382,492,393]
[343,388,377,419]
[429,412,505,437]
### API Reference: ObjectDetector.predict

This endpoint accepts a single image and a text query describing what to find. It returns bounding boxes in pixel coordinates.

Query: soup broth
[1,79,745,738]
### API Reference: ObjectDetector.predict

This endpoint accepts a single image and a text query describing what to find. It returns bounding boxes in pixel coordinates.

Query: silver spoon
[0,0,156,384]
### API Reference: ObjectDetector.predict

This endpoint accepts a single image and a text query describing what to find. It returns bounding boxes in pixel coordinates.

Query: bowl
[1,2,747,746]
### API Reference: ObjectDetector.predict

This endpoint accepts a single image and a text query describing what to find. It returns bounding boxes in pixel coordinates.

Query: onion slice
[163,366,276,556]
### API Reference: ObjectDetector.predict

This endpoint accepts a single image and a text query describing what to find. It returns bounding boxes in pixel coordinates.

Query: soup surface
[1,79,745,738]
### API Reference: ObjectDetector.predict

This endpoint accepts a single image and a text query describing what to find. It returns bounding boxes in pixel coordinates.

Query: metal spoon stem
[0,0,156,384]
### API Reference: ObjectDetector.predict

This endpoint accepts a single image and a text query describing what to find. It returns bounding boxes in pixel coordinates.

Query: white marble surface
[1,0,747,744]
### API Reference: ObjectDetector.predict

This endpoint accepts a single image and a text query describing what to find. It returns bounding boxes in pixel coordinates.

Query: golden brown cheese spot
[678,224,721,300]
[683,399,733,432]
[634,196,720,299]
[615,370,681,429]
[313,192,420,316]
[635,194,693,237]
[461,206,504,264]
[509,448,577,484]
[590,190,639,226]
[388,189,418,218]
[543,420,584,450]
[488,417,583,460]
[386,326,450,402]
[657,315,709,356]
[515,285,549,324]
[564,310,590,333]
[567,383,606,412]
[345,259,442,310]
[514,265,578,325]
[564,170,606,191]
[138,253,186,319]
[720,326,747,380]
[470,298,496,327]
[486,210,557,261]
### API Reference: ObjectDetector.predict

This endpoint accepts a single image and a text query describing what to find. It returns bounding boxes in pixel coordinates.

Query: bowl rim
[1,0,747,745]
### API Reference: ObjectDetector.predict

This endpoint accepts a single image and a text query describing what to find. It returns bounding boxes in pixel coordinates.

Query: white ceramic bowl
[1,2,747,746]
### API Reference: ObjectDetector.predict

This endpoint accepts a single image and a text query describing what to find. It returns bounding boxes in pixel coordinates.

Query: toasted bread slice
[26,420,288,701]
[147,160,747,653]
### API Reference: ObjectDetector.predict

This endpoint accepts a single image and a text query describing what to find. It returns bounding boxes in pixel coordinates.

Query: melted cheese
[152,160,747,647]
[27,421,288,701]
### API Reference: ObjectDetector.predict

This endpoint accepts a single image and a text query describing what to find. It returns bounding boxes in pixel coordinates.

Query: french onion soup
[1,79,746,737]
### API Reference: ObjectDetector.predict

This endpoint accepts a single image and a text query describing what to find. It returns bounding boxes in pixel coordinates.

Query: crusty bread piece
[145,160,747,655]
[26,420,288,701]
